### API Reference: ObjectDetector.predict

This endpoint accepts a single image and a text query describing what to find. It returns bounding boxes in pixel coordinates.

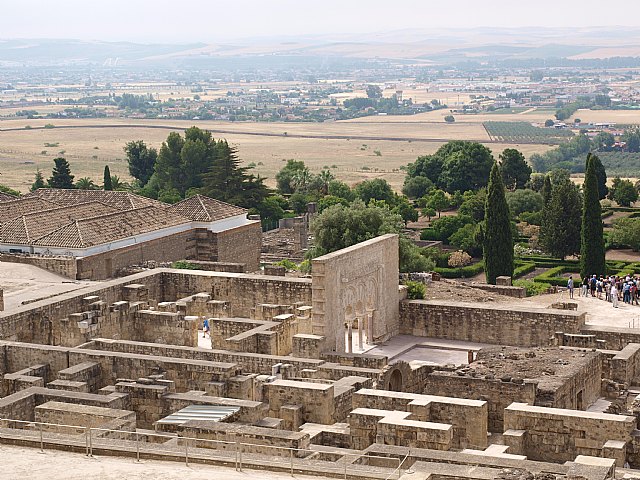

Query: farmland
[484,121,574,144]
[0,117,554,193]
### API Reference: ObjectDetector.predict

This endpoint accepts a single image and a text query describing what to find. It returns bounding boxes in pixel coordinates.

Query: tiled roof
[0,191,18,202]
[168,194,247,222]
[0,197,60,223]
[33,205,191,249]
[0,201,119,244]
[24,189,168,210]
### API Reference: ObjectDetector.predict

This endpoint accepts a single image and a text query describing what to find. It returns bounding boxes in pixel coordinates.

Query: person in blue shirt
[203,318,210,338]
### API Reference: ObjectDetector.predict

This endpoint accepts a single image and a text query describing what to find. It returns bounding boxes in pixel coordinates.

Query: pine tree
[31,169,46,191]
[103,165,113,191]
[483,162,513,284]
[580,153,606,278]
[201,141,249,203]
[47,157,74,189]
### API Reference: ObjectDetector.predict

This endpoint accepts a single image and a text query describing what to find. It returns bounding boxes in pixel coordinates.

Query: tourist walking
[581,276,588,297]
[612,284,619,308]
[203,318,210,338]
[567,276,574,299]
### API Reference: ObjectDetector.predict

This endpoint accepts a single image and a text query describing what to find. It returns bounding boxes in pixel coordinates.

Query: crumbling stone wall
[504,402,636,464]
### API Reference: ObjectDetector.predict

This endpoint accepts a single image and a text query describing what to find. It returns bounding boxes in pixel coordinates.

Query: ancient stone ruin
[0,233,639,479]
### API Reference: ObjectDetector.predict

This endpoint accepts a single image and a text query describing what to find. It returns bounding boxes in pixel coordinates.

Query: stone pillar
[357,316,364,352]
[347,321,353,354]
[366,308,374,345]
[0,288,3,312]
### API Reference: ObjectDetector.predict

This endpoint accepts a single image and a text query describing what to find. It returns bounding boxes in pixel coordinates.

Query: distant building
[0,190,261,279]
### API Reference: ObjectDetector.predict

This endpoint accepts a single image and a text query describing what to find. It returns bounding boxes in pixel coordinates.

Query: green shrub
[405,281,426,300]
[299,259,311,274]
[276,259,298,271]
[171,261,199,270]
[514,279,552,296]
[434,261,484,278]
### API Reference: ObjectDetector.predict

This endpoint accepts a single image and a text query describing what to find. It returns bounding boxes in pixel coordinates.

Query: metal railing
[0,418,403,479]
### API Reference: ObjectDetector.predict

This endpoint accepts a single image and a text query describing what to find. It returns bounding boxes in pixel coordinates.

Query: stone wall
[535,351,602,411]
[311,234,399,353]
[209,222,262,273]
[422,373,537,432]
[400,300,586,347]
[608,343,640,384]
[87,339,325,376]
[177,260,247,273]
[77,231,196,280]
[160,270,312,319]
[581,325,640,351]
[504,402,636,464]
[352,389,487,449]
[35,401,136,431]
[0,253,78,279]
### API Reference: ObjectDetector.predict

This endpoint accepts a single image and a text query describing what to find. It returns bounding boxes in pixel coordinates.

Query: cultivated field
[0,116,555,192]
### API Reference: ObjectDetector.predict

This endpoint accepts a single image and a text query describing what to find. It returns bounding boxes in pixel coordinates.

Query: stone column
[357,316,364,352]
[366,308,375,344]
[347,321,353,354]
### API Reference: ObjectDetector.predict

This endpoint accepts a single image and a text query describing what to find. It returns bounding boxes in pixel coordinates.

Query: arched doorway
[388,369,403,392]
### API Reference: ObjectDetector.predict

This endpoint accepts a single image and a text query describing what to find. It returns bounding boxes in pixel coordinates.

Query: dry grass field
[0,116,555,192]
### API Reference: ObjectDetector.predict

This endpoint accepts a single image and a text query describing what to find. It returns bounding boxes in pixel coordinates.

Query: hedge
[434,261,484,278]
[533,266,581,286]
[513,262,536,279]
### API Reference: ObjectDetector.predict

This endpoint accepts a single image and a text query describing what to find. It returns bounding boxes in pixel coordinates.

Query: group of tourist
[567,275,640,308]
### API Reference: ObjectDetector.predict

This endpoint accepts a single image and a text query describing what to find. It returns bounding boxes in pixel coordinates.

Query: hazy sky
[3,0,640,43]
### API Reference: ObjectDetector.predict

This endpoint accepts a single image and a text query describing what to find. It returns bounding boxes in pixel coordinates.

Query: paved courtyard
[0,262,98,312]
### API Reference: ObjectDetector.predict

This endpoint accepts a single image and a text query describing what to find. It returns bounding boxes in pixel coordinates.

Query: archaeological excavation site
[1,222,640,479]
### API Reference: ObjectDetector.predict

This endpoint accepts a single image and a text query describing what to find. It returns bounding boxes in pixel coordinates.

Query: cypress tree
[541,174,552,206]
[103,165,113,191]
[591,154,608,200]
[540,179,582,260]
[580,153,606,278]
[47,157,74,189]
[483,162,513,284]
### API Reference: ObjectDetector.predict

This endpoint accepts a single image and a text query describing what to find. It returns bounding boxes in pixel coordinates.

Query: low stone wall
[581,325,640,351]
[178,260,247,273]
[504,402,636,464]
[423,372,537,432]
[608,343,640,385]
[0,253,77,279]
[178,421,311,457]
[469,283,526,298]
[400,300,586,347]
[353,389,487,449]
[35,401,135,431]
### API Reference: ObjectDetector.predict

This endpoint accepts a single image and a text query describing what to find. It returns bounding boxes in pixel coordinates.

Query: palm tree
[109,175,130,191]
[318,169,335,195]
[75,177,99,190]
[291,169,312,192]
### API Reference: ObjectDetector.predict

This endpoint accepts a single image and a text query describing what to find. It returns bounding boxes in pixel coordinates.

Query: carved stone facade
[311,234,399,353]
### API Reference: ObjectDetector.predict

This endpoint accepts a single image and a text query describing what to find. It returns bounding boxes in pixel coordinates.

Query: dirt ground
[0,444,333,480]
